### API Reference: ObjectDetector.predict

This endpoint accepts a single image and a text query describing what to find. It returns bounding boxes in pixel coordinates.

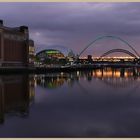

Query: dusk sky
[0,2,140,57]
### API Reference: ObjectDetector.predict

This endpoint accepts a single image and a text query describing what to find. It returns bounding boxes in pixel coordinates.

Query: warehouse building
[0,20,29,67]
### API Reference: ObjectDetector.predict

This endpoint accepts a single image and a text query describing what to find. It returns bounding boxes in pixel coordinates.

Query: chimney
[20,26,28,33]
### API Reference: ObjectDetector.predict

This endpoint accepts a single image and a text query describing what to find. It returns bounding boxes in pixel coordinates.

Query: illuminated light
[61,72,64,76]
[46,50,59,54]
[115,71,120,78]
[124,72,128,77]
[77,71,80,76]
[103,71,113,77]
[92,72,95,76]
[29,47,35,52]
[34,80,37,87]
[96,70,102,77]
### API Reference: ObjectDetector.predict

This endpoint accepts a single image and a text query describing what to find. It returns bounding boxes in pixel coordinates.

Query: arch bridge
[78,35,140,58]
[99,48,137,58]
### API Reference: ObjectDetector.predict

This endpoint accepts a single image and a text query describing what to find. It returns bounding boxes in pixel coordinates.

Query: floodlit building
[29,39,35,66]
[36,49,65,60]
[0,20,29,67]
[35,48,76,66]
[36,49,67,66]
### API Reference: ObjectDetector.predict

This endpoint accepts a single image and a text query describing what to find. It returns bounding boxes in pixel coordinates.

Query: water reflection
[1,68,139,124]
[0,68,140,137]
[33,68,140,137]
[36,67,140,89]
[0,75,35,123]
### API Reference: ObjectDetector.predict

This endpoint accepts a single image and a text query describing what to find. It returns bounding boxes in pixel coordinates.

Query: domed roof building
[36,49,65,60]
[35,45,75,66]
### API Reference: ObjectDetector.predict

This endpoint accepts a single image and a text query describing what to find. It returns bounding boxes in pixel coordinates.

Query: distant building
[87,55,93,63]
[0,20,29,67]
[36,49,65,59]
[67,50,75,65]
[36,49,67,66]
[29,39,35,66]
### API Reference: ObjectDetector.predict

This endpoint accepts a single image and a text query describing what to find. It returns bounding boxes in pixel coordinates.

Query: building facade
[36,49,67,66]
[29,39,35,66]
[0,20,29,67]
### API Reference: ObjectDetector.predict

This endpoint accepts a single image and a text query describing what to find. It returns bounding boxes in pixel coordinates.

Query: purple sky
[0,2,140,57]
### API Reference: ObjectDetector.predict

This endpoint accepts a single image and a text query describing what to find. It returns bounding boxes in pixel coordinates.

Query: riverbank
[0,63,140,74]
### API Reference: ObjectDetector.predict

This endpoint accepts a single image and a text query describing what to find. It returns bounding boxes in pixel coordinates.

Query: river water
[0,67,140,137]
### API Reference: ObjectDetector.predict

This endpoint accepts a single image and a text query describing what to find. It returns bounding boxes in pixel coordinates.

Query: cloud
[0,2,140,55]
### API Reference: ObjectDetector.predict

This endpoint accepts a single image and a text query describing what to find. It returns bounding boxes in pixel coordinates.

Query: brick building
[0,20,29,67]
